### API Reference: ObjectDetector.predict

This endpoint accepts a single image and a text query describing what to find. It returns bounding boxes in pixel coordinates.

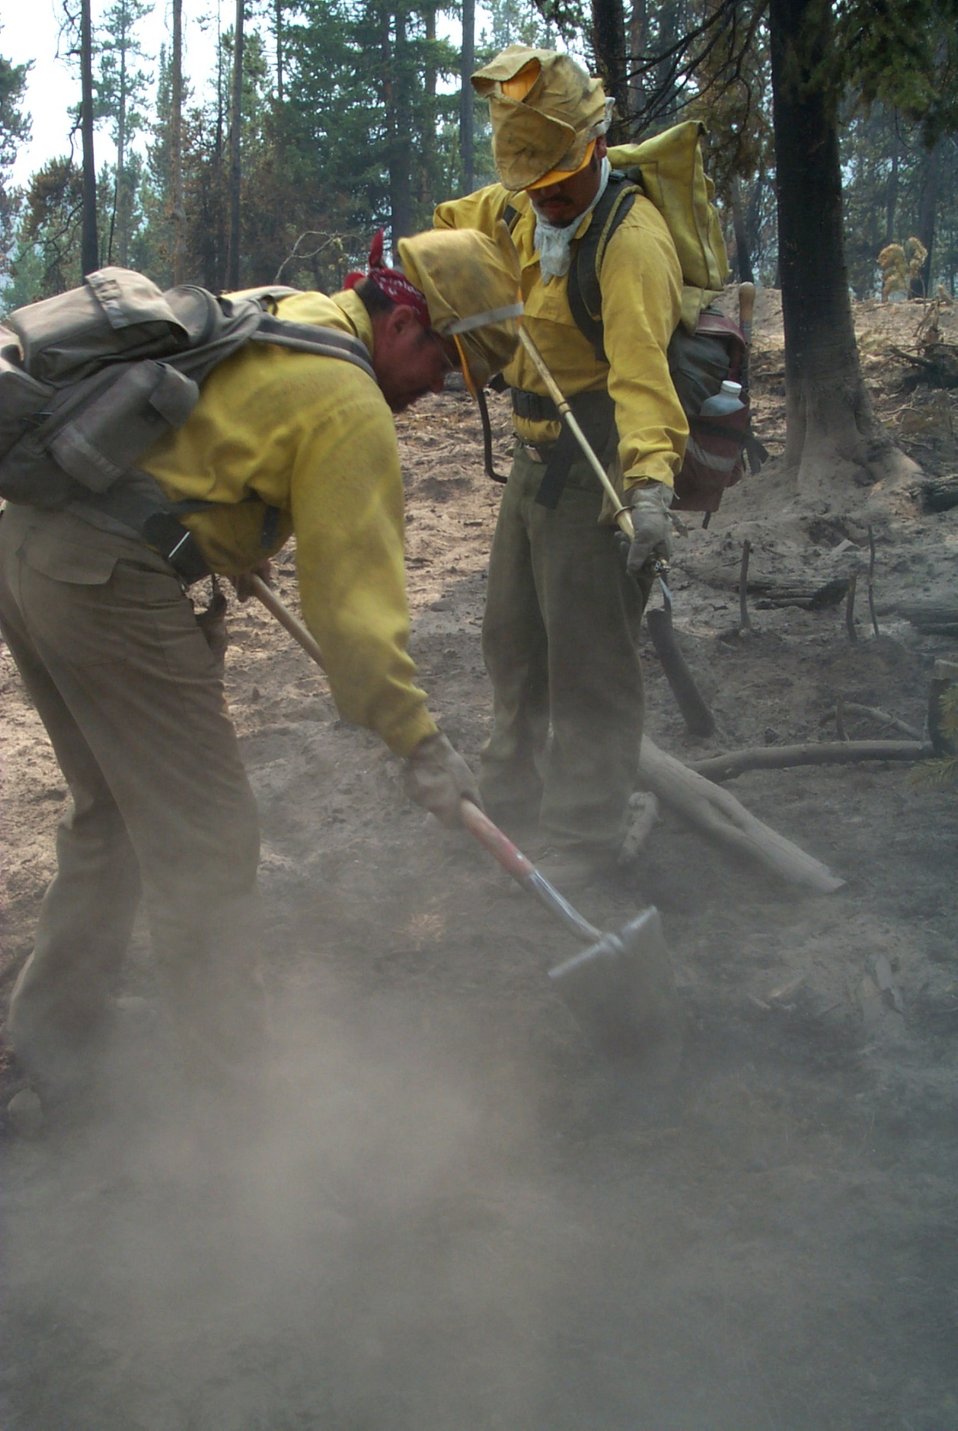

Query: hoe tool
[250,575,684,1080]
[459,800,684,1080]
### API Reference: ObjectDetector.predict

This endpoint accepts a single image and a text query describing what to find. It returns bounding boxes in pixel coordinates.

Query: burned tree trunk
[591,0,630,141]
[768,0,921,498]
[79,0,99,276]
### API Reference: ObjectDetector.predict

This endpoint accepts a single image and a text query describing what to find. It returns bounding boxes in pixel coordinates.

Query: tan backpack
[0,267,374,575]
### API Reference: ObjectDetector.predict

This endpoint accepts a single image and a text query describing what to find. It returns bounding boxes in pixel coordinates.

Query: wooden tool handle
[461,799,601,943]
[738,281,756,337]
[249,574,327,669]
[249,572,607,943]
[517,325,635,541]
[459,798,536,881]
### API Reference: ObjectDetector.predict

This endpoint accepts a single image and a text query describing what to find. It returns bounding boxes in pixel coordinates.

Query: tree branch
[689,740,933,784]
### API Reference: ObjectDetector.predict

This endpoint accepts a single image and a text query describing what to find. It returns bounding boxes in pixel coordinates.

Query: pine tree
[96,0,152,266]
[0,27,32,289]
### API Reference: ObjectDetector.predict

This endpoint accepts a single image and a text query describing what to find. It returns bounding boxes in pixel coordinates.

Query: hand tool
[458,799,684,1078]
[738,280,756,392]
[249,574,684,1080]
[517,325,641,543]
[516,323,712,736]
[645,589,716,738]
[517,324,674,605]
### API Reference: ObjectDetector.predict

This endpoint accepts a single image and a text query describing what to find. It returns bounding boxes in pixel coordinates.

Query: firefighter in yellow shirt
[435,46,687,888]
[0,225,521,1123]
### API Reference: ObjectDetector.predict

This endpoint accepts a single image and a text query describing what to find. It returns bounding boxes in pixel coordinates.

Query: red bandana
[344,230,431,328]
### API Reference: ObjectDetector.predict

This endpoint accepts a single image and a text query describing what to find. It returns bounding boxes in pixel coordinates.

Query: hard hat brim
[524,139,596,191]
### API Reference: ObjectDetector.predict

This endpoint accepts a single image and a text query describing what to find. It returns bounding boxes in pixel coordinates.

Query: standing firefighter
[436,46,688,887]
[0,225,521,1120]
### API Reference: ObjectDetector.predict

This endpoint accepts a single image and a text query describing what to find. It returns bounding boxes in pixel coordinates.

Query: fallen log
[684,562,850,610]
[637,737,844,894]
[899,603,958,635]
[892,341,958,388]
[689,739,932,784]
[753,577,849,610]
[821,702,925,741]
[921,474,958,513]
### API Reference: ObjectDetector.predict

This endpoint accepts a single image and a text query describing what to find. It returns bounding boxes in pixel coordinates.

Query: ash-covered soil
[1,291,956,1430]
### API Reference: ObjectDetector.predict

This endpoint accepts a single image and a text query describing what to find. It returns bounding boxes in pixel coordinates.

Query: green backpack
[0,266,375,579]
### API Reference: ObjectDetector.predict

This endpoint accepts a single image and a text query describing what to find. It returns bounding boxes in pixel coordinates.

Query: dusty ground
[1,293,957,1430]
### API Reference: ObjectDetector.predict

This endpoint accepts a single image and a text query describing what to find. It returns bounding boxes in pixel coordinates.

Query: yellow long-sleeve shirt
[434,184,687,489]
[141,288,437,757]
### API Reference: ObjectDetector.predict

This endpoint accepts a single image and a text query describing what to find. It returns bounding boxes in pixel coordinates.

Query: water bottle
[699,379,745,417]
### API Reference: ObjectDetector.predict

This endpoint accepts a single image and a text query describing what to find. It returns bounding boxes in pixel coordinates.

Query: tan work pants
[480,443,649,857]
[0,505,265,1096]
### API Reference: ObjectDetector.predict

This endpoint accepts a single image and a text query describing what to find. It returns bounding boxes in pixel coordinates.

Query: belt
[142,512,211,585]
[511,386,615,438]
[510,388,617,509]
[67,472,213,586]
[512,389,560,423]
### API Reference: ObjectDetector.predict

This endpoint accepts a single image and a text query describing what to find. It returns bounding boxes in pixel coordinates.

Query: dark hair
[352,276,397,317]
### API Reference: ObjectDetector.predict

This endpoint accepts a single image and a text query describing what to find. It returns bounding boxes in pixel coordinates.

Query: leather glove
[403,733,481,828]
[625,482,673,579]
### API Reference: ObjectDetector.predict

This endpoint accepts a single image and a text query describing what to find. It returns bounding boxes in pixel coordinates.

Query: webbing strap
[446,301,524,334]
[476,388,506,483]
[510,386,614,432]
[63,314,376,581]
[512,388,559,422]
[67,471,212,584]
[568,173,639,360]
[534,424,581,509]
[249,315,375,380]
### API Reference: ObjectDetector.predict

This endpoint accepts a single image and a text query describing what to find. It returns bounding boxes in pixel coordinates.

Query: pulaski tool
[250,575,684,1079]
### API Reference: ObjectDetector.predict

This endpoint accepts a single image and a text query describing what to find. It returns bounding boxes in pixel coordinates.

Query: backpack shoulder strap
[249,315,376,382]
[502,186,536,235]
[157,285,377,386]
[569,171,639,358]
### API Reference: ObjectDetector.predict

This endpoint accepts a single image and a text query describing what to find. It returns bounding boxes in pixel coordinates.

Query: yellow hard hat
[398,223,523,395]
[472,45,610,192]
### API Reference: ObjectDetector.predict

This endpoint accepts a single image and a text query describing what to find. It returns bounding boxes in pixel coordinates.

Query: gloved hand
[403,733,481,828]
[232,559,273,602]
[625,482,673,579]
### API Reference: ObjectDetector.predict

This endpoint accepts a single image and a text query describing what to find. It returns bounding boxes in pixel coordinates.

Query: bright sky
[3,0,220,184]
[4,3,498,188]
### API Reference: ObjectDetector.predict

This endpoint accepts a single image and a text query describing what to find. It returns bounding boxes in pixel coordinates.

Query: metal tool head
[652,558,674,612]
[548,907,684,1082]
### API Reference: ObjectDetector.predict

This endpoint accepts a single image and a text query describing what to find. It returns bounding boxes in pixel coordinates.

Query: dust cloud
[10,953,937,1430]
[2,974,609,1430]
